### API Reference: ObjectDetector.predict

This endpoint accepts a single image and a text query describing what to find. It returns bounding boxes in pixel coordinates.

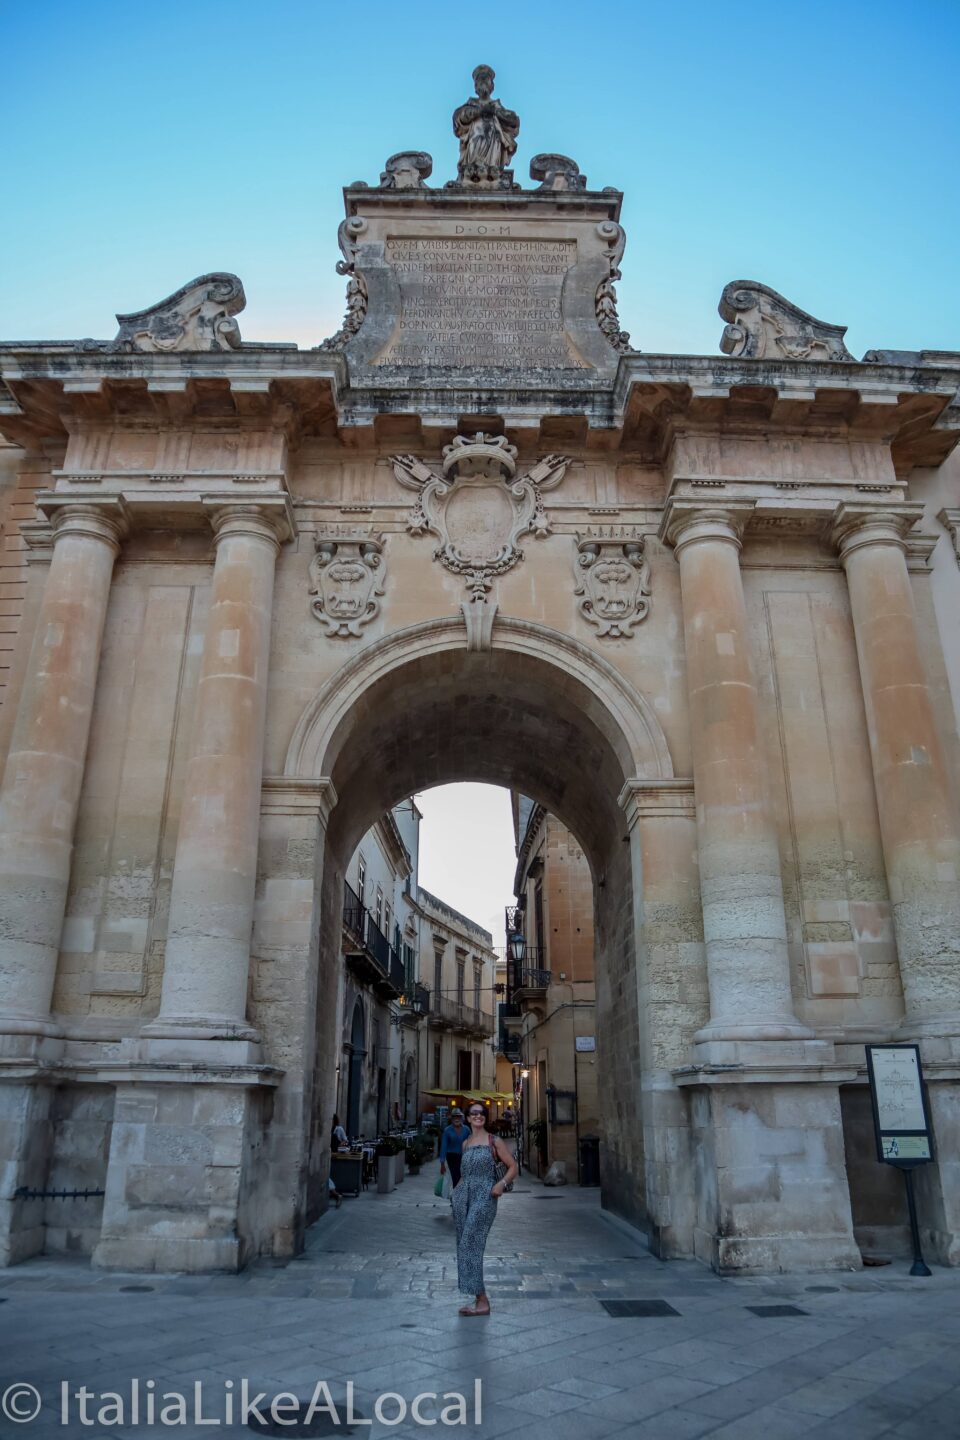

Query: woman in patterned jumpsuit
[452,1103,519,1316]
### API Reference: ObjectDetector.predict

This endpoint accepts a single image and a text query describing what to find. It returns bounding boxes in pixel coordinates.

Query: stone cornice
[374,811,413,879]
[938,508,960,567]
[34,485,297,542]
[2,347,958,472]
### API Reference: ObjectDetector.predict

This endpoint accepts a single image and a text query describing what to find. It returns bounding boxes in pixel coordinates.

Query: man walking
[439,1108,467,1189]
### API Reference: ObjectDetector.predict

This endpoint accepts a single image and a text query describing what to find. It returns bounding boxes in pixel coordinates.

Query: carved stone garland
[573,530,651,637]
[594,221,631,354]
[316,218,370,351]
[392,434,569,650]
[309,528,386,637]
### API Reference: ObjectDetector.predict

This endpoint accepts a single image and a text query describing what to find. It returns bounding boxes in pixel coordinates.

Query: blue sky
[3,0,959,357]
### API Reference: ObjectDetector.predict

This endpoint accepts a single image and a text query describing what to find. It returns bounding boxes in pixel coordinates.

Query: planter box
[376,1154,396,1193]
[375,1150,406,1193]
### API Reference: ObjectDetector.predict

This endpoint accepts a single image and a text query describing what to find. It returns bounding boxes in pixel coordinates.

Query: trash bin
[579,1134,600,1187]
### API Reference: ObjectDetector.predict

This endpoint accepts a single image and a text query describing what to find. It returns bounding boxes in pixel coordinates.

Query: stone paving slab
[1,1170,960,1437]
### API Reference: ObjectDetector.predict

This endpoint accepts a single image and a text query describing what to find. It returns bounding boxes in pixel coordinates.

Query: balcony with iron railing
[505,949,550,1000]
[341,880,405,998]
[498,1031,522,1060]
[429,994,494,1035]
[398,982,430,1020]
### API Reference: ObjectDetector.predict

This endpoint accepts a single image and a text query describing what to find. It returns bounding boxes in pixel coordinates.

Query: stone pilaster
[143,504,289,1054]
[0,500,127,1038]
[619,778,701,1258]
[660,500,812,1055]
[833,502,960,1043]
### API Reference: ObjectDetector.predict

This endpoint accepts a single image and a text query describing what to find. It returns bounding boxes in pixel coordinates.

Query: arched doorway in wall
[283,617,676,1234]
[345,998,365,1138]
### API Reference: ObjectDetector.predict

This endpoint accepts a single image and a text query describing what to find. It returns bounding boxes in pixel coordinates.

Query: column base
[0,1014,64,1040]
[135,1033,263,1066]
[694,1017,815,1045]
[690,1035,835,1069]
[140,1015,260,1044]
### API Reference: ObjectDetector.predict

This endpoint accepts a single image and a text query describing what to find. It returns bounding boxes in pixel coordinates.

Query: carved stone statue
[453,65,519,188]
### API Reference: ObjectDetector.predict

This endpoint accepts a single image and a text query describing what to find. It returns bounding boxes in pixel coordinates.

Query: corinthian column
[662,500,811,1047]
[0,501,127,1035]
[144,504,287,1045]
[834,502,960,1037]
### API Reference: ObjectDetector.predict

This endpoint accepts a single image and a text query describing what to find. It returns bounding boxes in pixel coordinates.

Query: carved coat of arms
[309,530,386,637]
[574,532,651,637]
[392,434,569,600]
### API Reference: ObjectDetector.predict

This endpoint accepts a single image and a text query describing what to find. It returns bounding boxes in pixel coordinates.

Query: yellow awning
[420,1088,514,1103]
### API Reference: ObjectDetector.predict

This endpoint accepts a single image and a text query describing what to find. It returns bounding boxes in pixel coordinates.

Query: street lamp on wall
[508,930,526,964]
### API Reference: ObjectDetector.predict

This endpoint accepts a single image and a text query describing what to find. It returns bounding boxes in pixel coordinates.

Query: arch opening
[277,624,674,1243]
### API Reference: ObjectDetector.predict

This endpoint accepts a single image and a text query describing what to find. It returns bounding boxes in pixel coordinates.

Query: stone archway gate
[2,76,960,1273]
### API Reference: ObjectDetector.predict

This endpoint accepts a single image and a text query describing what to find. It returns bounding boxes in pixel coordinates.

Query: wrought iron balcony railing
[506,950,550,999]
[341,881,405,998]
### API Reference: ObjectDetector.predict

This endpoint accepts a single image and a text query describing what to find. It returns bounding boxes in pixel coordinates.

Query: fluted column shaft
[666,503,810,1043]
[835,503,960,1035]
[0,504,126,1034]
[146,506,282,1041]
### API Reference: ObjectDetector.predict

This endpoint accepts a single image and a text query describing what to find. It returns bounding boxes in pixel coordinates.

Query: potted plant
[375,1136,405,1194]
[405,1133,433,1174]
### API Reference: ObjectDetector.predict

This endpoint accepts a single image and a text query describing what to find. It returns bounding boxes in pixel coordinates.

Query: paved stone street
[2,1168,960,1439]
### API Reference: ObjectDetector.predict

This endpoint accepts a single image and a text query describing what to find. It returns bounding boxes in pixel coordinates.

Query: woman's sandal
[458,1302,491,1316]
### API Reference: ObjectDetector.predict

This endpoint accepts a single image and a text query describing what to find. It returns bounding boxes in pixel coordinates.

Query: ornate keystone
[309,528,386,637]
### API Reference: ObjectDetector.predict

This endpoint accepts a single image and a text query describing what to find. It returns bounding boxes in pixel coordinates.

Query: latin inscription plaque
[377,235,584,368]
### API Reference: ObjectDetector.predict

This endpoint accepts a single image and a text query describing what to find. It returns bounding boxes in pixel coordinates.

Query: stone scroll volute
[112,273,246,352]
[308,528,386,637]
[573,530,651,637]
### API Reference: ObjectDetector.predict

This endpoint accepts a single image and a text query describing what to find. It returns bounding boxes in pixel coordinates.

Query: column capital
[618,777,695,831]
[658,497,757,554]
[261,776,338,829]
[37,495,130,554]
[830,501,925,562]
[206,498,295,549]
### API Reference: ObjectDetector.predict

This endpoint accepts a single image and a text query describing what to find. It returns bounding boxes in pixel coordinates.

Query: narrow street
[2,1168,960,1439]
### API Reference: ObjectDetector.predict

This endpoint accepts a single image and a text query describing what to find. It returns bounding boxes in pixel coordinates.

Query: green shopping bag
[434,1174,445,1197]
